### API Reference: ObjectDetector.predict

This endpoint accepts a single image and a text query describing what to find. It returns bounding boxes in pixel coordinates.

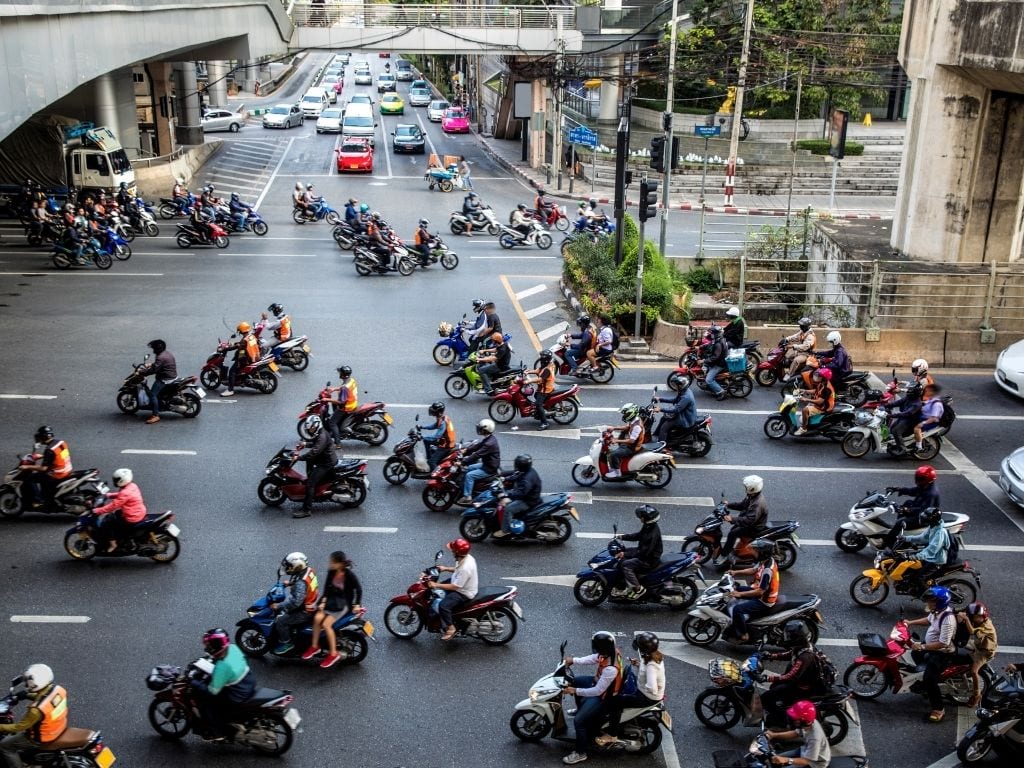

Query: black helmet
[514,454,533,472]
[591,631,616,659]
[607,539,625,556]
[428,402,445,417]
[471,299,485,313]
[337,365,352,378]
[517,203,527,211]
[576,314,591,329]
[635,504,660,524]
[147,339,167,354]
[798,316,812,332]
[919,507,942,526]
[674,375,693,394]
[267,303,283,316]
[231,192,240,202]
[751,539,775,563]
[538,350,553,365]
[781,620,813,648]
[708,324,722,338]
[119,182,128,190]
[34,425,54,443]
[632,631,659,656]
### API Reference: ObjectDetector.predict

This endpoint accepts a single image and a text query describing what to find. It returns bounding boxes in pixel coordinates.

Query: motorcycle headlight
[695,526,704,534]
[588,562,600,570]
[977,707,992,719]
[530,687,558,702]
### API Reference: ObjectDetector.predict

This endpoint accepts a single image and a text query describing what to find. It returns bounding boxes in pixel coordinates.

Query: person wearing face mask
[302,551,363,669]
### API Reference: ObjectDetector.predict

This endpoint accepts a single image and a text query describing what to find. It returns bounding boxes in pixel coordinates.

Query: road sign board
[694,125,721,138]
[568,126,598,148]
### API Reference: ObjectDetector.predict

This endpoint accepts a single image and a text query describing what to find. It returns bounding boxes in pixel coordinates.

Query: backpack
[937,397,956,430]
[812,649,838,689]
[946,530,961,563]
[620,661,639,696]
[610,327,621,351]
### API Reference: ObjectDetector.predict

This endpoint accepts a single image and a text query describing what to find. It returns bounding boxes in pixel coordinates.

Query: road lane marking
[322,526,398,533]
[0,272,164,277]
[505,428,581,440]
[943,438,1024,535]
[0,394,57,400]
[590,495,716,507]
[502,575,578,587]
[654,633,1024,655]
[923,753,961,768]
[536,321,570,342]
[121,449,197,456]
[471,255,557,260]
[499,274,542,352]
[524,301,558,320]
[414,111,439,158]
[11,615,91,623]
[515,284,547,300]
[254,135,295,209]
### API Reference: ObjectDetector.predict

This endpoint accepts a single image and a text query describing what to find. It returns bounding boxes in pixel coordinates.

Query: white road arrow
[503,427,582,440]
[501,575,578,587]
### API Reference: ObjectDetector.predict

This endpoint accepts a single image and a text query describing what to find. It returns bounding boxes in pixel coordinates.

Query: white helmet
[175,176,185,185]
[742,475,763,495]
[911,358,929,375]
[23,664,53,693]
[303,415,323,436]
[476,418,495,435]
[295,181,303,191]
[282,552,308,574]
[726,306,740,318]
[112,468,133,488]
[826,331,842,346]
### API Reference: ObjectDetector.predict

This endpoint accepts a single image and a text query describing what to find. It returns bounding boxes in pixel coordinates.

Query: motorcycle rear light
[91,741,104,754]
[279,695,294,706]
[358,463,367,472]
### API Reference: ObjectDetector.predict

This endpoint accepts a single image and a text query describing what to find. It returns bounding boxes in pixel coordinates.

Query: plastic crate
[726,349,747,374]
[708,658,743,687]
[857,632,889,656]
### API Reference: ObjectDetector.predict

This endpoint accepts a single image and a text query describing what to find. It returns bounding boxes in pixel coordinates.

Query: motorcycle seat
[768,595,818,613]
[66,469,95,480]
[354,402,385,416]
[641,441,667,452]
[33,727,95,750]
[550,387,575,397]
[844,371,870,383]
[334,459,363,471]
[763,521,797,531]
[739,341,760,350]
[245,687,288,705]
[833,403,856,415]
[466,586,513,607]
[167,376,192,386]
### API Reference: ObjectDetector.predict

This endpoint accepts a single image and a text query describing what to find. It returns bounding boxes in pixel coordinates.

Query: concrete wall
[132,141,223,199]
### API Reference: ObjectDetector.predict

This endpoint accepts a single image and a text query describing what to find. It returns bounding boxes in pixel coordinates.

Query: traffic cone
[862,113,872,127]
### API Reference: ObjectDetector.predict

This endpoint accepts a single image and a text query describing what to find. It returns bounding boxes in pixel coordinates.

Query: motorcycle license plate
[284,708,301,729]
[269,362,280,372]
[166,523,181,537]
[195,388,206,398]
[383,413,394,425]
[511,601,525,619]
[95,747,116,768]
[363,620,374,637]
[302,344,311,353]
[569,506,579,521]
[669,457,677,466]
[791,533,801,546]
[660,710,673,730]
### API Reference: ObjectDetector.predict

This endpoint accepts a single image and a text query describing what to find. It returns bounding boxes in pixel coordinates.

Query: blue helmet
[923,586,951,610]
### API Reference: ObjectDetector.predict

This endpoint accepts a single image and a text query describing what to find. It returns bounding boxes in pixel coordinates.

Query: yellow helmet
[237,321,252,333]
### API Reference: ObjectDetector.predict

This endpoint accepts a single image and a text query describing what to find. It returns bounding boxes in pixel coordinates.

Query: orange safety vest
[47,439,72,479]
[596,653,624,699]
[414,229,427,246]
[340,378,358,412]
[755,561,780,606]
[627,419,645,452]
[538,365,556,394]
[30,685,69,743]
[820,381,836,411]
[276,315,291,342]
[439,416,457,448]
[301,568,320,612]
[244,334,260,361]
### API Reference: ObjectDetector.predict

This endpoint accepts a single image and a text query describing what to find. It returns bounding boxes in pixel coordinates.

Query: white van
[300,87,329,118]
[341,103,376,144]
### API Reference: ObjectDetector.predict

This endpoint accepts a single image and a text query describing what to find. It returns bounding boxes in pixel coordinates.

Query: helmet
[815,367,833,381]
[742,475,763,495]
[576,314,591,329]
[726,306,740,318]
[798,317,812,332]
[306,184,314,191]
[359,203,369,213]
[476,418,495,435]
[781,620,813,648]
[112,468,133,488]
[674,375,693,394]
[919,507,942,526]
[148,339,167,354]
[923,586,951,610]
[536,188,546,196]
[371,211,382,221]
[514,454,533,472]
[751,539,775,563]
[119,182,128,190]
[303,415,323,437]
[905,382,924,400]
[468,192,478,199]
[295,181,302,191]
[517,203,527,211]
[23,664,53,694]
[448,538,471,558]
[589,198,598,208]
[538,350,553,365]
[827,331,842,345]
[176,176,185,184]
[490,331,503,344]
[337,365,352,378]
[911,358,929,376]
[418,218,429,228]
[231,192,240,202]
[472,299,485,313]
[282,552,308,574]
[787,700,817,727]
[236,321,251,333]
[915,465,937,485]
[348,198,358,205]
[966,601,989,620]
[64,203,74,212]
[34,425,54,443]
[635,504,660,524]
[620,403,640,421]
[591,631,616,659]
[202,628,231,658]
[267,303,284,316]
[632,631,660,656]
[708,324,722,338]
[428,402,445,417]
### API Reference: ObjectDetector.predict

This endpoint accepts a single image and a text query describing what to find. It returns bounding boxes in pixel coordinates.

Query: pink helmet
[202,628,230,658]
[815,367,833,381]
[787,700,817,726]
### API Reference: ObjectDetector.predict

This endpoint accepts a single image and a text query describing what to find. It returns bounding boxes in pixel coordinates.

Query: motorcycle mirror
[434,550,443,562]
[612,522,618,535]
[559,640,567,659]
[415,414,420,422]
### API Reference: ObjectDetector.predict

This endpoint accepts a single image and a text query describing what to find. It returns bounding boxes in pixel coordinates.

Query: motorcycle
[841,399,955,461]
[679,498,802,571]
[458,477,579,544]
[331,220,361,249]
[158,193,196,219]
[781,369,872,408]
[0,687,114,767]
[52,239,112,270]
[25,218,64,247]
[145,659,299,755]
[444,355,520,399]
[252,321,311,371]
[383,550,524,643]
[433,320,512,367]
[64,509,182,562]
[711,731,867,768]
[0,457,106,518]
[420,447,494,512]
[834,488,970,553]
[292,199,341,224]
[200,338,279,394]
[571,427,676,488]
[642,392,713,457]
[849,547,980,609]
[534,334,617,384]
[223,209,269,236]
[957,667,1024,764]
[498,220,552,250]
[257,444,368,509]
[116,361,203,419]
[175,221,229,249]
[679,326,762,368]
[527,204,570,232]
[352,244,415,276]
[295,386,391,445]
[762,393,856,441]
[127,197,160,237]
[667,357,754,398]
[449,206,501,236]
[487,374,581,426]
[681,573,824,648]
[95,224,132,261]
[753,340,796,387]
[382,423,457,485]
[411,234,459,270]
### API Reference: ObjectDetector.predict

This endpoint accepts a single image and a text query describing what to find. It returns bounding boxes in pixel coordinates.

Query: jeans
[150,379,168,415]
[705,365,725,395]
[730,597,772,637]
[26,474,59,507]
[196,688,236,738]
[272,610,309,646]
[533,391,549,425]
[438,591,469,629]
[605,692,659,735]
[609,446,635,471]
[912,649,960,710]
[620,557,649,589]
[0,732,33,768]
[565,347,585,370]
[424,440,446,470]
[462,462,489,498]
[233,213,247,230]
[303,463,331,511]
[503,500,530,533]
[571,676,607,753]
[477,362,504,392]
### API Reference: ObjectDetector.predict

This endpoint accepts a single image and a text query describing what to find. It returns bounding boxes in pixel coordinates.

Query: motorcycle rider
[221,321,260,397]
[782,318,816,383]
[586,315,615,372]
[192,628,257,740]
[565,315,594,372]
[188,201,216,243]
[301,183,321,216]
[228,193,252,231]
[323,365,359,444]
[355,203,371,233]
[466,298,487,352]
[0,664,69,767]
[762,622,832,726]
[116,181,132,210]
[172,176,188,208]
[92,467,147,552]
[344,198,359,226]
[457,419,500,505]
[899,506,951,584]
[366,212,394,270]
[766,700,831,768]
[413,218,432,265]
[59,220,88,265]
[654,375,698,443]
[596,631,666,747]
[291,181,305,211]
[815,331,851,383]
[528,350,557,430]
[260,302,292,354]
[270,552,320,654]
[475,331,511,396]
[24,425,72,509]
[139,338,177,424]
[913,383,945,453]
[561,631,624,765]
[302,551,363,668]
[461,192,481,236]
[884,465,941,544]
[956,601,998,707]
[906,586,957,722]
[615,504,663,598]
[510,203,533,241]
[888,380,926,453]
[606,403,644,479]
[719,475,769,562]
[427,538,478,641]
[534,188,557,223]
[728,539,780,643]
[701,325,729,401]
[421,402,457,469]
[472,301,502,352]
[723,306,745,348]
[495,454,542,537]
[794,367,835,436]
[294,416,337,519]
[911,358,935,389]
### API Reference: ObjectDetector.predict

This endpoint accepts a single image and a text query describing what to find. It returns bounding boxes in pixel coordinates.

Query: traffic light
[639,179,659,222]
[650,136,665,173]
[670,136,680,170]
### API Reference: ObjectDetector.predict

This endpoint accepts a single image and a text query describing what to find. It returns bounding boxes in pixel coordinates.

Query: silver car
[262,104,303,129]
[1000,446,1024,508]
[427,100,450,122]
[408,88,432,107]
[202,108,245,133]
[354,68,372,85]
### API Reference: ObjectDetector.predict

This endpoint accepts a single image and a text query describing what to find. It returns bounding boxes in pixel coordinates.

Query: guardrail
[287,1,574,29]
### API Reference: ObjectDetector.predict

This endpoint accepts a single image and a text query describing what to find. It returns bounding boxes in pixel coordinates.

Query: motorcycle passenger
[815,331,851,383]
[957,601,998,707]
[24,425,72,509]
[302,551,363,668]
[766,700,831,768]
[701,325,729,401]
[528,350,557,430]
[561,631,624,765]
[294,416,337,519]
[291,181,305,211]
[654,376,698,442]
[466,298,487,352]
[140,338,177,424]
[461,192,480,236]
[495,454,542,537]
[354,203,370,232]
[92,468,147,552]
[0,664,69,766]
[763,621,831,726]
[476,331,511,396]
[59,222,87,265]
[270,552,320,654]
[469,301,502,352]
[607,403,644,479]
[899,506,950,584]
[728,540,779,643]
[421,402,457,470]
[719,475,769,561]
[221,321,259,397]
[782,318,816,383]
[192,629,256,740]
[723,306,745,348]
[228,193,252,231]
[427,538,478,641]
[302,183,321,215]
[565,315,594,372]
[259,302,292,353]
[457,419,500,505]
[173,176,188,207]
[344,198,359,225]
[366,212,393,270]
[913,383,945,452]
[907,586,957,722]
[885,465,941,543]
[615,504,663,598]
[794,367,835,436]
[413,218,432,264]
[911,358,935,390]
[511,203,533,241]
[586,315,615,371]
[597,632,666,747]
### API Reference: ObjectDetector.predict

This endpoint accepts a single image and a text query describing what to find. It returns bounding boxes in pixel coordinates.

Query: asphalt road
[0,54,1023,768]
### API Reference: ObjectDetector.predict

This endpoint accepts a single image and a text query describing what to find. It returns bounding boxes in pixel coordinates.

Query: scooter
[642,393,713,457]
[762,393,856,441]
[292,199,341,224]
[712,731,867,768]
[681,573,824,648]
[849,547,979,609]
[679,498,802,571]
[487,374,581,426]
[498,220,552,250]
[382,423,458,485]
[0,687,114,767]
[571,427,676,488]
[383,550,524,644]
[199,339,279,394]
[331,221,361,249]
[158,193,196,219]
[412,234,459,270]
[433,319,471,366]
[420,448,494,512]
[52,239,112,270]
[352,244,415,276]
[449,206,500,236]
[127,197,160,236]
[64,509,181,562]
[443,355,519,399]
[254,326,311,371]
[116,360,204,419]
[257,445,368,509]
[458,477,579,544]
[957,667,1024,764]
[0,458,106,518]
[175,220,229,248]
[221,209,269,236]
[667,357,754,398]
[535,334,617,383]
[834,488,970,553]
[510,642,672,755]
[841,401,955,461]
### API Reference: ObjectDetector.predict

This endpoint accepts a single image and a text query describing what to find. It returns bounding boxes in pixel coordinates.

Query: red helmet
[915,465,937,485]
[447,538,471,558]
[202,628,230,658]
[967,601,989,620]
[786,700,818,726]
[815,367,833,381]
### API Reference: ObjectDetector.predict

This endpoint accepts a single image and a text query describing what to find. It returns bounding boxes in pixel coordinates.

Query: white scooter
[835,489,969,553]
[571,428,675,488]
[510,642,672,756]
[841,402,953,461]
[448,206,500,236]
[498,219,552,250]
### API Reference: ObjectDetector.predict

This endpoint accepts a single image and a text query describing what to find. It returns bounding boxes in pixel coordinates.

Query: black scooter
[957,666,1024,763]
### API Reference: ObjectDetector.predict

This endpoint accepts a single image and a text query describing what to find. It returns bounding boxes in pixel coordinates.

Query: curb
[556,278,669,362]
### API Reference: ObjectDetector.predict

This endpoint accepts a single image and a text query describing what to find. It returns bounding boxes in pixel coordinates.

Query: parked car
[379,51,391,58]
[262,103,303,129]
[1000,445,1024,507]
[427,100,450,122]
[392,124,426,154]
[202,108,245,133]
[408,88,432,107]
[441,107,470,133]
[995,339,1024,399]
[336,137,374,173]
[379,93,405,115]
[354,67,372,85]
[377,73,397,93]
[316,108,344,134]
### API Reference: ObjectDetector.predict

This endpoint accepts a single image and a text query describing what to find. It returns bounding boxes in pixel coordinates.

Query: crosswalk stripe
[536,321,570,341]
[524,301,558,319]
[515,284,547,300]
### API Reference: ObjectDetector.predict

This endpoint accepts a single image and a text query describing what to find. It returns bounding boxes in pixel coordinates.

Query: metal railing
[288,2,574,29]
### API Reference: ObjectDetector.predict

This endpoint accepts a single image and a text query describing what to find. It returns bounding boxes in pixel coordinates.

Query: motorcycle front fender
[839,521,860,532]
[387,594,416,608]
[862,568,885,588]
[513,699,553,718]
[574,456,595,468]
[687,605,724,622]
[575,567,605,581]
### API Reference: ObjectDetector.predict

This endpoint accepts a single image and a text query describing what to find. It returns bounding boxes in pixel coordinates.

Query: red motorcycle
[666,360,753,398]
[295,385,392,446]
[526,205,570,232]
[679,326,761,368]
[382,551,524,644]
[200,339,279,394]
[256,443,368,509]
[175,220,229,248]
[535,333,616,384]
[421,448,495,512]
[487,375,581,426]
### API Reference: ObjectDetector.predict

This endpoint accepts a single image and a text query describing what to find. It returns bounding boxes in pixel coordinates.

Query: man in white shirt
[428,538,478,641]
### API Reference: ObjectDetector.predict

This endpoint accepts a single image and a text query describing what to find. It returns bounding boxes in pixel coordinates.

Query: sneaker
[630,586,647,599]
[563,751,588,765]
[145,415,160,424]
[538,423,549,431]
[915,442,923,451]
[301,647,320,661]
[292,509,312,519]
[456,496,473,505]
[715,391,728,401]
[220,390,235,397]
[793,428,808,436]
[272,642,294,655]
[492,530,510,538]
[319,653,342,669]
[605,469,621,478]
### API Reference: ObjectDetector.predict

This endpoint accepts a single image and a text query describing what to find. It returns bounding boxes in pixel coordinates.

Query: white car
[354,68,372,85]
[427,100,450,122]
[1000,446,1024,507]
[995,339,1024,398]
[320,76,341,102]
[377,73,397,93]
[408,88,432,107]
[316,108,343,134]
[202,108,245,133]
[262,104,303,129]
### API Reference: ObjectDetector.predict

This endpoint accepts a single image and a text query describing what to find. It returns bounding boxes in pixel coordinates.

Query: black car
[392,124,426,154]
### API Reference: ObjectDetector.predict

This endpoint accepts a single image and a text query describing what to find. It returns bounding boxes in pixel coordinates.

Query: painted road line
[0,272,165,277]
[654,633,1024,654]
[944,437,1024,536]
[524,301,558,320]
[0,394,57,400]
[322,526,398,533]
[959,414,1024,421]
[515,284,547,301]
[254,135,295,209]
[11,615,91,623]
[536,321,570,342]
[471,255,557,260]
[592,495,715,506]
[923,753,961,768]
[500,274,542,351]
[202,398,237,403]
[121,449,197,456]
[502,575,578,587]
[504,428,581,440]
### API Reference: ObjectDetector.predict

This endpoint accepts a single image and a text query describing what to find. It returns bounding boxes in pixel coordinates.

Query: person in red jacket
[93,468,147,552]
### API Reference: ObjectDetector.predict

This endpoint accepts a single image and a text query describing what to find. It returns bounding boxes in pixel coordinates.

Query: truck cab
[66,125,135,194]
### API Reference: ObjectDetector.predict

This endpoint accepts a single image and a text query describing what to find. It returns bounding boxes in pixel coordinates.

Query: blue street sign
[694,125,721,138]
[568,126,598,148]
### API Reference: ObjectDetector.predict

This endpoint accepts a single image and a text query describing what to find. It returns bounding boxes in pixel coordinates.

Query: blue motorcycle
[52,238,111,270]
[96,224,132,261]
[432,318,511,367]
[234,579,374,665]
[158,193,196,219]
[573,534,703,610]
[292,199,341,225]
[458,478,580,544]
[223,209,269,236]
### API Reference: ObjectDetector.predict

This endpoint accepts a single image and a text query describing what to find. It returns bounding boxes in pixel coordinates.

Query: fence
[287,2,574,29]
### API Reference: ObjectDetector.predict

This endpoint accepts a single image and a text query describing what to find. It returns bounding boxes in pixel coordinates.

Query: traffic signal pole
[635,176,648,341]
[657,0,679,258]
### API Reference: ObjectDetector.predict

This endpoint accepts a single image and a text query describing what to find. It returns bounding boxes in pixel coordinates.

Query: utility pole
[785,71,802,242]
[552,14,565,191]
[657,0,679,258]
[724,0,755,206]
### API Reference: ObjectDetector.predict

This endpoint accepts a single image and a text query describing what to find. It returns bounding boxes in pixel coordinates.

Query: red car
[441,108,471,134]
[336,138,374,173]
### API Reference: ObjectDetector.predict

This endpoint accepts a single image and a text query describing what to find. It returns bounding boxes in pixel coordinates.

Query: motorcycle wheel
[397,257,415,276]
[292,208,307,224]
[422,484,456,512]
[175,233,192,248]
[335,233,354,250]
[841,432,870,459]
[688,433,713,458]
[671,576,699,609]
[486,223,500,236]
[939,577,977,611]
[450,220,466,235]
[571,464,600,487]
[728,374,754,398]
[93,252,113,270]
[147,699,191,739]
[478,608,518,645]
[549,518,572,545]
[115,244,132,260]
[149,534,181,563]
[27,233,42,246]
[213,235,229,249]
[551,399,579,425]
[844,382,869,408]
[755,367,778,386]
[252,220,269,236]
[338,632,369,665]
[573,576,609,607]
[834,528,868,553]
[200,368,221,390]
[820,709,849,747]
[0,487,23,518]
[384,602,423,638]
[773,540,798,571]
[439,180,454,193]
[488,399,517,424]
[355,421,388,446]
[589,362,614,384]
[248,713,294,756]
[509,710,552,742]
[554,214,570,232]
[694,689,741,730]
[258,372,278,394]
[144,222,159,237]
[354,258,373,276]
[763,415,789,440]
[629,720,663,755]
[843,662,889,699]
[181,393,201,418]
[64,531,97,561]
[440,251,459,270]
[850,575,889,607]
[433,345,455,366]
[459,516,490,542]
[235,624,271,657]
[667,372,689,392]
[116,390,140,414]
[680,537,714,564]
[535,233,553,250]
[444,374,470,399]
[639,462,673,489]
[913,436,941,461]
[336,479,367,508]
[257,478,287,507]
[158,202,177,219]
[52,252,71,269]
[681,615,722,647]
[958,725,995,764]
[382,457,411,485]
[284,349,309,371]
[498,233,516,249]
[324,210,341,225]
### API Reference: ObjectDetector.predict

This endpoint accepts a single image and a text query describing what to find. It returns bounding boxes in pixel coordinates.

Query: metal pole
[699,137,709,203]
[657,0,680,258]
[724,0,755,205]
[613,113,629,265]
[592,149,597,193]
[738,248,747,315]
[553,14,564,191]
[521,118,528,162]
[828,160,839,211]
[982,260,998,328]
[568,142,575,194]
[697,203,707,265]
[785,72,803,234]
[635,192,647,341]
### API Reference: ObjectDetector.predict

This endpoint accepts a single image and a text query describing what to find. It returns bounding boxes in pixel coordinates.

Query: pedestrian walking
[458,156,474,191]
[254,79,261,97]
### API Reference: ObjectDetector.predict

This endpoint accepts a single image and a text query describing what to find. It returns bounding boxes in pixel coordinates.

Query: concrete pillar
[206,61,229,107]
[173,62,204,146]
[111,69,140,160]
[598,55,622,123]
[530,79,545,168]
[94,73,120,137]
[148,62,176,157]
